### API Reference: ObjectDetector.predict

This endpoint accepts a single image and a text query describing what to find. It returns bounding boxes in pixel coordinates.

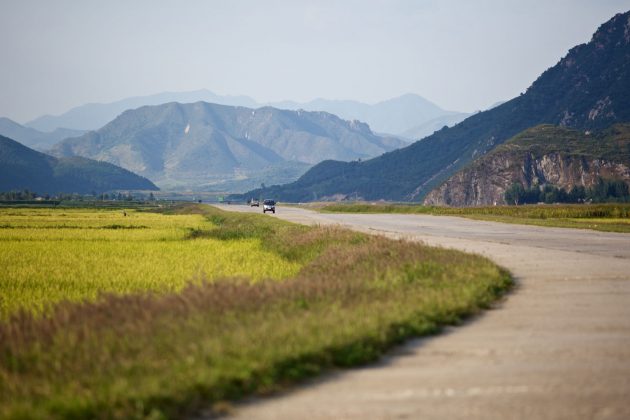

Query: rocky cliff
[424,125,630,206]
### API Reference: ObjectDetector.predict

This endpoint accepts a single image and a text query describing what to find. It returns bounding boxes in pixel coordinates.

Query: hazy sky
[1,0,629,123]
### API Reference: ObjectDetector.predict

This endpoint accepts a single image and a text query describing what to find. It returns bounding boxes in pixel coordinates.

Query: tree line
[0,190,156,202]
[505,178,630,205]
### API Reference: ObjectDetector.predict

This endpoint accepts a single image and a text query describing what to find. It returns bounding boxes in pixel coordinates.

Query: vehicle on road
[263,199,276,214]
[250,198,259,207]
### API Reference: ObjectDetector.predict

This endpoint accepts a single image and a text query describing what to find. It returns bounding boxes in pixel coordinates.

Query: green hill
[0,135,158,194]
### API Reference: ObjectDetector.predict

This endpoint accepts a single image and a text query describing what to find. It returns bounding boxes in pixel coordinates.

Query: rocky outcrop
[424,124,630,206]
[424,152,630,206]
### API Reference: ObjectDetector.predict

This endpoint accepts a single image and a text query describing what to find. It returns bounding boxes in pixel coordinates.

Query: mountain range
[269,94,469,138]
[238,11,630,202]
[0,117,86,151]
[25,91,466,139]
[0,134,157,194]
[26,91,258,133]
[51,102,405,191]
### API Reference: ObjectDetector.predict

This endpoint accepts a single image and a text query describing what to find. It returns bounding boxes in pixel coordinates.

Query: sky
[1,0,629,123]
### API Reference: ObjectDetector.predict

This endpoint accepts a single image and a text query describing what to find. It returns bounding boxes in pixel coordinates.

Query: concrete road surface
[210,204,630,420]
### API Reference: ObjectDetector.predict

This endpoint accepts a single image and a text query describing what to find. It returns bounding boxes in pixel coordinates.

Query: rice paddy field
[0,208,300,318]
[0,204,511,419]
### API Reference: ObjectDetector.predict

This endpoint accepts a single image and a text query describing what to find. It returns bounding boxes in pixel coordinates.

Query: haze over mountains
[399,112,473,141]
[26,91,259,133]
[0,134,157,194]
[0,117,85,151]
[269,94,470,139]
[240,11,630,202]
[26,92,466,140]
[51,102,405,191]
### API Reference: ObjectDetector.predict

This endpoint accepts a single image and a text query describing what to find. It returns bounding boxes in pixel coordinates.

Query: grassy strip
[0,204,511,419]
[319,203,630,233]
[451,214,630,233]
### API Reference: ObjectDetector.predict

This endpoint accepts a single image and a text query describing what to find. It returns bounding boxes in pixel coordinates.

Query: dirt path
[213,205,630,419]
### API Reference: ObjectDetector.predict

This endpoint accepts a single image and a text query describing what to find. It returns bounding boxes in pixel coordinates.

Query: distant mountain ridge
[0,117,86,151]
[51,102,405,191]
[238,11,630,202]
[399,112,472,140]
[270,94,467,138]
[26,91,464,138]
[0,135,157,194]
[26,90,258,132]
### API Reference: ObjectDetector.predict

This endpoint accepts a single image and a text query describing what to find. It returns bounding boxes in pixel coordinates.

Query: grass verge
[319,202,630,233]
[0,204,511,419]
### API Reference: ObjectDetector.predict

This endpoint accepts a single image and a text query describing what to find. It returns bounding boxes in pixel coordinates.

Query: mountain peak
[522,9,630,129]
[591,10,630,45]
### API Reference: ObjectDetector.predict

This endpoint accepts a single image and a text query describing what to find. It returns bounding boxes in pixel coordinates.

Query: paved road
[213,205,630,420]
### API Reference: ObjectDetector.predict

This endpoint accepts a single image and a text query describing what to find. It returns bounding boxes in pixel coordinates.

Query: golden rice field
[0,208,302,318]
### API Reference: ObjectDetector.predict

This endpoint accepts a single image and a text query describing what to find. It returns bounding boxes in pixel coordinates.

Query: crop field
[319,203,630,233]
[0,204,511,419]
[0,208,301,318]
